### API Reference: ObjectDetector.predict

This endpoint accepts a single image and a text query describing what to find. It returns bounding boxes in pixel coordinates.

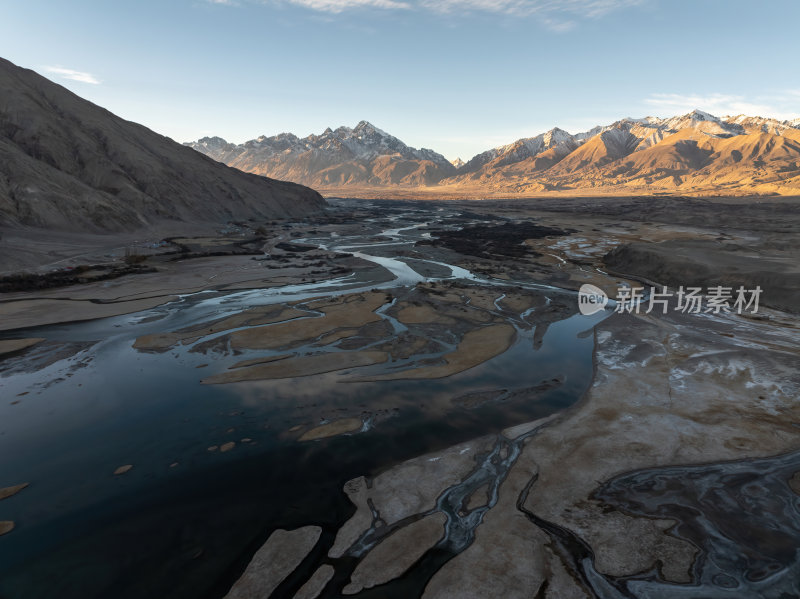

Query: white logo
[578,284,608,316]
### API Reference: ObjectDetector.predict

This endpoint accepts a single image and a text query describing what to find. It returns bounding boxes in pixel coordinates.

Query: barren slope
[0,57,325,232]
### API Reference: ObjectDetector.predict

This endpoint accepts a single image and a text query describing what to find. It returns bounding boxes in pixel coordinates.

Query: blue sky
[2,0,798,160]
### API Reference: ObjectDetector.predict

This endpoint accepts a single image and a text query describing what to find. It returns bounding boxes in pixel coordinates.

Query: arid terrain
[0,57,325,233]
[188,113,800,198]
[2,0,799,596]
[1,195,798,599]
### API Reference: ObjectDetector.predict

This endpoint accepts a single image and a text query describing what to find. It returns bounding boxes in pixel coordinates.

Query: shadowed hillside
[0,57,325,232]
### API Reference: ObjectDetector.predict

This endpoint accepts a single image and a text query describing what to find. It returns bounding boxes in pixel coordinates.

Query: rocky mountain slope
[190,110,800,197]
[0,57,325,233]
[190,121,455,188]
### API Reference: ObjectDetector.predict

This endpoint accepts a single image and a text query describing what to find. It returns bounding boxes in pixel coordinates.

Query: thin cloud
[540,17,577,32]
[645,93,798,120]
[421,0,642,18]
[238,0,644,28]
[42,66,100,85]
[289,0,410,11]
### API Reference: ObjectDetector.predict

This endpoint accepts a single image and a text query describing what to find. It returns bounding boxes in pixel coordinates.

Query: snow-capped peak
[188,110,800,179]
[196,136,229,148]
[189,121,451,168]
[352,120,390,138]
[688,109,719,122]
[720,114,800,135]
[542,127,573,146]
[495,127,575,157]
[659,110,743,137]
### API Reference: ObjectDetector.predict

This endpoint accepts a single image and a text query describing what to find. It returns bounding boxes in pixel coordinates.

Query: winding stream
[0,208,607,599]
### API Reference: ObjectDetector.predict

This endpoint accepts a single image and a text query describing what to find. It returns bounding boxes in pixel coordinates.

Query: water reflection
[0,215,608,599]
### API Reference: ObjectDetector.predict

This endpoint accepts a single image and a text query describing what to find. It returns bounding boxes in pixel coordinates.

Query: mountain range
[0,57,324,233]
[188,111,800,197]
[190,121,456,188]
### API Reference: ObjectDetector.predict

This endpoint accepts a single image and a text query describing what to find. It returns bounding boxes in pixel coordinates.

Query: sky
[1,0,799,160]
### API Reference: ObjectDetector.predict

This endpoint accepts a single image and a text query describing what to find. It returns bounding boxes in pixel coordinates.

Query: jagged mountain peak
[186,110,800,195]
[207,121,449,164]
[187,120,455,187]
[687,109,719,121]
[617,116,663,126]
[497,127,576,155]
[198,135,228,144]
[723,114,800,135]
[195,136,234,152]
[352,120,388,136]
[660,110,742,138]
[541,127,574,144]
